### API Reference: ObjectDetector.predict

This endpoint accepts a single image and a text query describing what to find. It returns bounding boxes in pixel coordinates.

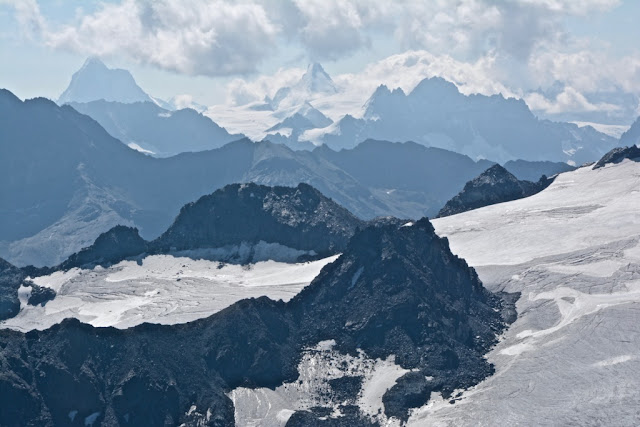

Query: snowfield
[420,159,640,425]
[0,254,338,331]
[231,341,410,426]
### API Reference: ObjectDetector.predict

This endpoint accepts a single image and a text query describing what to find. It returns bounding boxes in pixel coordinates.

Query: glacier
[0,253,338,331]
[418,159,640,425]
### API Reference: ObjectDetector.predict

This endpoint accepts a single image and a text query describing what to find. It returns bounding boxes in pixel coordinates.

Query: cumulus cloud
[225,66,305,105]
[525,86,621,114]
[6,0,279,76]
[3,0,624,77]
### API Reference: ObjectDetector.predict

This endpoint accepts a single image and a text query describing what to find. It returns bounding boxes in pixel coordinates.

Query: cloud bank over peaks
[3,0,626,77]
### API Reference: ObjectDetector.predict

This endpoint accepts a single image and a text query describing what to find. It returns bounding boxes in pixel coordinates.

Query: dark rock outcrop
[26,284,56,307]
[152,183,365,259]
[436,164,553,217]
[0,218,512,425]
[383,372,432,421]
[0,258,24,320]
[593,145,640,169]
[59,225,148,270]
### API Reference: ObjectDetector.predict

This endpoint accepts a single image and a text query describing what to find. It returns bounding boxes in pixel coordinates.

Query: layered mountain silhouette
[1,89,507,266]
[312,77,617,163]
[0,216,512,425]
[437,164,553,217]
[49,183,363,271]
[68,100,243,157]
[502,159,575,182]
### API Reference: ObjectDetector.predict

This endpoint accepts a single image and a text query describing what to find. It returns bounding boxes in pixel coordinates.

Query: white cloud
[3,0,624,77]
[525,86,620,114]
[335,50,516,99]
[225,67,305,105]
[7,0,279,76]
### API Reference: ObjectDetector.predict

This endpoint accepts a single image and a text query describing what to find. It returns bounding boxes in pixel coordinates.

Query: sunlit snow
[0,254,338,331]
[419,159,640,425]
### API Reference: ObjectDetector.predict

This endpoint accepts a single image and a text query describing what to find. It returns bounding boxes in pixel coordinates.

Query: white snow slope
[0,254,338,331]
[416,159,640,425]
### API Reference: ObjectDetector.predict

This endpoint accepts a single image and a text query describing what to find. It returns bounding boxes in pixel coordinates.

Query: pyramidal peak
[58,57,154,105]
[298,62,338,95]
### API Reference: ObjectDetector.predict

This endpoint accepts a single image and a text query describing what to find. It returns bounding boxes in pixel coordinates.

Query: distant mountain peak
[619,117,640,147]
[410,76,461,98]
[300,62,337,93]
[58,58,154,105]
[80,56,108,71]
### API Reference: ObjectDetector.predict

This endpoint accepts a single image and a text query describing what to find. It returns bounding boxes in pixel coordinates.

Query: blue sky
[1,0,639,125]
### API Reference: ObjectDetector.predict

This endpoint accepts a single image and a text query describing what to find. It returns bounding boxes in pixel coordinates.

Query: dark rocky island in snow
[437,164,553,217]
[593,145,640,169]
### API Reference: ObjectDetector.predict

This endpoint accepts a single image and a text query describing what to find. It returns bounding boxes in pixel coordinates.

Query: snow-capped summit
[58,57,154,105]
[298,62,338,95]
[268,62,339,110]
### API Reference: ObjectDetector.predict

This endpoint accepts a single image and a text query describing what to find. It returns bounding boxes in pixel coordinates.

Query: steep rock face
[0,258,23,320]
[59,226,148,270]
[619,117,640,146]
[152,183,365,258]
[593,145,640,169]
[437,164,552,217]
[0,218,511,426]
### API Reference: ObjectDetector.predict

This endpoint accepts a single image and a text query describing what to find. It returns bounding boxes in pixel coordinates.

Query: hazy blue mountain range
[68,100,243,157]
[0,88,573,267]
[311,77,618,164]
[619,117,640,147]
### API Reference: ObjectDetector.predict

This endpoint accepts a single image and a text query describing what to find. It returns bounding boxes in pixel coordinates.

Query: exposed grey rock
[593,145,640,169]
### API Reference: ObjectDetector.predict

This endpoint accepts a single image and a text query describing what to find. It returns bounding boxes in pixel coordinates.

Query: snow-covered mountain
[58,57,156,105]
[267,63,338,110]
[305,77,618,163]
[207,63,343,147]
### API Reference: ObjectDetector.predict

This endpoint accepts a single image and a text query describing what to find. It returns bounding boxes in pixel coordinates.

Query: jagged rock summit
[59,225,148,270]
[152,182,365,259]
[437,164,552,217]
[593,145,640,169]
[58,57,154,105]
